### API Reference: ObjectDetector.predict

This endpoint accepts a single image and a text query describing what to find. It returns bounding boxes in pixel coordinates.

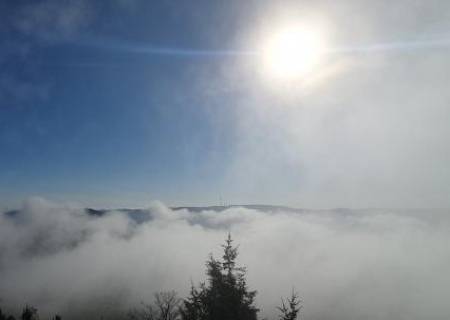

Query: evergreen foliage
[277,291,302,320]
[180,234,259,320]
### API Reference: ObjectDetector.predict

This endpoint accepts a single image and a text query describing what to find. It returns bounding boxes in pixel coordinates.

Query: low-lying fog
[1,197,449,320]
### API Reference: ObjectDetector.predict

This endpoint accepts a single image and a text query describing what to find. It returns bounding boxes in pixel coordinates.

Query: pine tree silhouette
[277,290,302,320]
[181,234,259,320]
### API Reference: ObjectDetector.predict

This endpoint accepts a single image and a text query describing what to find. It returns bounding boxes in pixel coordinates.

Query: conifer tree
[181,234,259,320]
[277,291,302,320]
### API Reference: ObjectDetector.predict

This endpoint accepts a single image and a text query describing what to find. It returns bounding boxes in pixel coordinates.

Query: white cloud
[1,198,449,319]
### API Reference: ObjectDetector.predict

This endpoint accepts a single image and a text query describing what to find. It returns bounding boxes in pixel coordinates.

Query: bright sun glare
[262,24,325,80]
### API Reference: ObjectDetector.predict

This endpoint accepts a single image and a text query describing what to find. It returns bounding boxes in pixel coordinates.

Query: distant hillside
[82,205,307,223]
[171,204,306,213]
[4,205,450,226]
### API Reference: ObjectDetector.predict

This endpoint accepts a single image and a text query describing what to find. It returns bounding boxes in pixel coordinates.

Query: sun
[261,24,326,80]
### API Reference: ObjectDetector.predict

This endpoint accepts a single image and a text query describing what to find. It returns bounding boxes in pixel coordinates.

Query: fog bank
[1,198,449,320]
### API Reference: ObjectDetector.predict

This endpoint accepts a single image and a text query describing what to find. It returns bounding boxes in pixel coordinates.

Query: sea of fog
[1,197,449,320]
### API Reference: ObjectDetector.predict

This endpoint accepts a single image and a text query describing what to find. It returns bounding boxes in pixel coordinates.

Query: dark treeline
[0,305,60,320]
[0,235,301,320]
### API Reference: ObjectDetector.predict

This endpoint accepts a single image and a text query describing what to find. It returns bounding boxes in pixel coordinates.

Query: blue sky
[0,1,246,207]
[2,0,450,209]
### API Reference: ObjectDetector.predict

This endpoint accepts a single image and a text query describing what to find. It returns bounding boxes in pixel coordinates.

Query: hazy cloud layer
[184,0,450,208]
[1,198,449,320]
[2,0,450,208]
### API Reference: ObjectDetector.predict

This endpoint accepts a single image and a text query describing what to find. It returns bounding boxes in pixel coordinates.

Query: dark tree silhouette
[128,291,181,320]
[277,291,302,320]
[180,234,259,320]
[0,307,15,320]
[155,291,181,320]
[21,306,38,320]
